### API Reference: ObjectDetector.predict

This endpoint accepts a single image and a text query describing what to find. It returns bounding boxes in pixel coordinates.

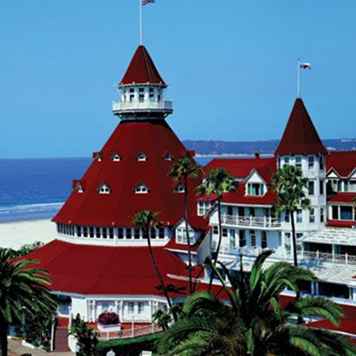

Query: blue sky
[1,1,356,158]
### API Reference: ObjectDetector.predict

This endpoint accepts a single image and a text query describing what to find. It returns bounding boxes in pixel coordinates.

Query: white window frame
[135,184,149,194]
[137,153,147,162]
[99,184,111,195]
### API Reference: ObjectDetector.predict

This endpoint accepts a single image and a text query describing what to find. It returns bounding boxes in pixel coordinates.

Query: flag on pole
[300,62,311,70]
[142,0,155,6]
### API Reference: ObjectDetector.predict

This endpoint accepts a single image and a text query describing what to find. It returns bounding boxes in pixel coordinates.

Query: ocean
[0,157,211,223]
[0,158,90,223]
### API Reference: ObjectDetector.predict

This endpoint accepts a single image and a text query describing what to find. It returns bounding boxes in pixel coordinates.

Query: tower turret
[276,99,328,257]
[112,45,173,118]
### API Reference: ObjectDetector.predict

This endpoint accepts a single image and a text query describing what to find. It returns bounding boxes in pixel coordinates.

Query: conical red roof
[53,119,202,227]
[275,98,327,156]
[120,45,166,86]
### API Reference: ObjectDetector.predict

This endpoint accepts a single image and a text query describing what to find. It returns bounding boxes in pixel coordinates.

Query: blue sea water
[0,157,211,223]
[0,158,90,222]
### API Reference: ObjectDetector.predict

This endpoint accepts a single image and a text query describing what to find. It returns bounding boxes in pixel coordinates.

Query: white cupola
[112,45,173,119]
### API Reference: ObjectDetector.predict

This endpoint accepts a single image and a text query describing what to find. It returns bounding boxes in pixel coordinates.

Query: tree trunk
[208,199,223,291]
[146,227,177,321]
[290,210,298,267]
[290,210,303,323]
[0,321,9,356]
[183,176,193,294]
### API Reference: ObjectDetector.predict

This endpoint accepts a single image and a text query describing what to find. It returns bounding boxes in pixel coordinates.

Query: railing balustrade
[112,100,173,112]
[221,214,281,228]
[97,324,161,340]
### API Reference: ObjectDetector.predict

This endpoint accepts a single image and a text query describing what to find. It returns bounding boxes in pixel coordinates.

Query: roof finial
[297,58,312,98]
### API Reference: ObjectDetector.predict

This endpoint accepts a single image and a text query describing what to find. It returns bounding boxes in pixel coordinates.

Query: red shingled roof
[120,45,166,86]
[327,151,356,178]
[53,119,201,227]
[205,157,276,182]
[328,192,356,204]
[202,157,277,206]
[275,98,327,156]
[24,240,189,296]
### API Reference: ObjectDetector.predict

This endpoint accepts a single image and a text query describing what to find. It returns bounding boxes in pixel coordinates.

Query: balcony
[112,100,173,115]
[221,214,282,229]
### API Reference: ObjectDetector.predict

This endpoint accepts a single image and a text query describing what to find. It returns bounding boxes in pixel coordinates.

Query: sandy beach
[0,219,56,250]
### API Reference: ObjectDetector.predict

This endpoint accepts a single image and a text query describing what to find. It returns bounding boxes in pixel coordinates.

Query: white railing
[97,324,162,340]
[112,100,173,112]
[219,246,356,266]
[221,215,282,229]
[300,250,356,266]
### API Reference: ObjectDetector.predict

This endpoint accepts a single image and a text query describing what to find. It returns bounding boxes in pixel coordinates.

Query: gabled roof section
[327,151,356,178]
[275,98,327,156]
[120,45,166,87]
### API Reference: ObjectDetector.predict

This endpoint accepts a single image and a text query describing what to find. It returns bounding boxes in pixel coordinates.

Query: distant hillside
[183,138,356,156]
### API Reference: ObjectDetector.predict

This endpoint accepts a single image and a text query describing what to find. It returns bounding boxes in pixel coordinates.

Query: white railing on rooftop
[221,214,282,229]
[112,100,173,113]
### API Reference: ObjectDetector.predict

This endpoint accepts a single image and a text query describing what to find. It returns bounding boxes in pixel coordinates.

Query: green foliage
[152,309,171,331]
[23,310,54,351]
[70,314,98,356]
[157,252,356,356]
[0,248,57,356]
[197,168,236,199]
[169,153,201,183]
[272,164,310,214]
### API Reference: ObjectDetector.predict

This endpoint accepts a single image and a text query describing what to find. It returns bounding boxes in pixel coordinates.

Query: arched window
[137,152,147,162]
[135,184,149,194]
[112,153,121,162]
[99,184,111,195]
[175,184,185,193]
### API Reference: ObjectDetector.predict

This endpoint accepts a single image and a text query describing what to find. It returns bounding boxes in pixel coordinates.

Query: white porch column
[352,288,356,302]
[315,282,320,296]
[328,205,333,220]
[332,244,336,262]
[118,301,123,321]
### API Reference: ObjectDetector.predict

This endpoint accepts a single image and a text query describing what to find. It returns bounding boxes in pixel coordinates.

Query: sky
[0,1,356,158]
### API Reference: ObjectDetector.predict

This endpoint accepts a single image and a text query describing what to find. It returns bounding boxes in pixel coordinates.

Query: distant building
[25,45,356,347]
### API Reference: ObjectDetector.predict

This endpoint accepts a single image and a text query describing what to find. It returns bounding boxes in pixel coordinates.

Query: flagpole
[139,0,143,45]
[297,58,301,98]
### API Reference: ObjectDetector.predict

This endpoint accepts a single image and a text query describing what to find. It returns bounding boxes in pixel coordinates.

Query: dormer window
[164,152,172,161]
[135,184,149,194]
[99,184,111,195]
[112,153,121,162]
[93,152,102,162]
[247,183,265,196]
[72,180,83,193]
[137,153,147,162]
[175,184,185,193]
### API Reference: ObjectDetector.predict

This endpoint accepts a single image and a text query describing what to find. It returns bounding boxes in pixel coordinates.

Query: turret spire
[275,98,327,156]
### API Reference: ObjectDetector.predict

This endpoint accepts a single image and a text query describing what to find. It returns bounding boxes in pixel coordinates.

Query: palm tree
[133,210,177,321]
[152,309,171,331]
[157,252,356,355]
[170,153,201,294]
[272,165,310,267]
[0,248,57,356]
[197,168,236,287]
[157,291,244,356]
